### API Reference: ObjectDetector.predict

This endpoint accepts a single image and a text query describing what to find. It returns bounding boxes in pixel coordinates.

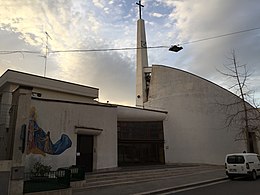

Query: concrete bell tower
[136,0,149,107]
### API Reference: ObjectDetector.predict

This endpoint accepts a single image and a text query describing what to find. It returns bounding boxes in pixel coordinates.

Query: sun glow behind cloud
[0,0,138,105]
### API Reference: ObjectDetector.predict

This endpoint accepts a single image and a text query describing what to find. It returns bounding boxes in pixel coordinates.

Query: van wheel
[251,171,257,180]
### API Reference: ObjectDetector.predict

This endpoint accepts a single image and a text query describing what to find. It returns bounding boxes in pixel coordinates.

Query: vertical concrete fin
[8,86,32,195]
[136,19,149,107]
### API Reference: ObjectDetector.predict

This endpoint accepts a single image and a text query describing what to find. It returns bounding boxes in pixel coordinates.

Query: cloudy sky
[0,0,260,105]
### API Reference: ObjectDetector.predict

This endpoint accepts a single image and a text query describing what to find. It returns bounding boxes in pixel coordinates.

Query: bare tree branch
[217,49,260,153]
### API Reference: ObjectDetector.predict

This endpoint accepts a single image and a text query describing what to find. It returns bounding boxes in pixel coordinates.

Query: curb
[133,177,228,195]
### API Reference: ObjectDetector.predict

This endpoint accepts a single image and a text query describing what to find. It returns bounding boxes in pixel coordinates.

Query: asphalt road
[172,178,260,195]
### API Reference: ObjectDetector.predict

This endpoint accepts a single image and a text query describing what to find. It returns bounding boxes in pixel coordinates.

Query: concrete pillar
[8,86,32,195]
[0,84,17,126]
[136,19,149,107]
[0,161,12,195]
[0,84,17,160]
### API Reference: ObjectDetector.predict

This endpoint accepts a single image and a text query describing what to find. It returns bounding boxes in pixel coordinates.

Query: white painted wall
[25,99,117,172]
[136,19,149,106]
[117,105,167,121]
[0,70,99,161]
[145,65,249,165]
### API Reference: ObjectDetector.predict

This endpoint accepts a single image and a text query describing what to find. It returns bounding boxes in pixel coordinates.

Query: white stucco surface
[117,105,167,121]
[25,99,117,171]
[0,70,100,161]
[136,19,149,106]
[145,65,249,165]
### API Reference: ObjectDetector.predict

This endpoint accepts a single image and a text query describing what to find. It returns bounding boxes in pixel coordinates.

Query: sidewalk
[73,164,227,195]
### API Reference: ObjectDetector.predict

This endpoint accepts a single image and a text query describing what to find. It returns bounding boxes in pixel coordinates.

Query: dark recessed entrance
[118,121,164,166]
[76,134,93,172]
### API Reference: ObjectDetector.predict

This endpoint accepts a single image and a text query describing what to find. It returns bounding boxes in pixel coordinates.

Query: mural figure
[41,131,53,154]
[27,107,72,156]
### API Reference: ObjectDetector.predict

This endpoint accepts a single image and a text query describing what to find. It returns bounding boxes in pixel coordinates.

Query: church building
[0,2,259,194]
[134,1,259,164]
[0,69,167,172]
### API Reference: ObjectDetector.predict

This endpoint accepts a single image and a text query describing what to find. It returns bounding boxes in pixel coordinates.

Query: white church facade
[0,2,259,194]
[0,70,167,172]
[0,64,258,176]
[134,4,259,164]
[144,65,259,164]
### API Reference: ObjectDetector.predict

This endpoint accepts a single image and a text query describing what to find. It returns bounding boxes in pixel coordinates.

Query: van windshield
[227,155,245,164]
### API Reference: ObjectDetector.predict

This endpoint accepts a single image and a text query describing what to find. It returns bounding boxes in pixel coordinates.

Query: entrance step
[77,164,223,189]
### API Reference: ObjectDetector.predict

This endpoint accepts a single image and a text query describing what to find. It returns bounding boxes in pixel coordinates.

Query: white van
[225,153,260,180]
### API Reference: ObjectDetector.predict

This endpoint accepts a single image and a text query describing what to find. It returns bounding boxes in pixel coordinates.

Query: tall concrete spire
[136,0,149,107]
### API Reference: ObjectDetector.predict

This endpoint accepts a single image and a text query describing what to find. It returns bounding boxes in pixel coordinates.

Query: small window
[227,155,245,164]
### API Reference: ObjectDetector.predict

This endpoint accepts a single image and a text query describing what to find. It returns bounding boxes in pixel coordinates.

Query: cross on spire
[136,0,144,19]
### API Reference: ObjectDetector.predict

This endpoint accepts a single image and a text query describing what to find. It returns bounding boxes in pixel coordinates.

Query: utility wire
[0,26,259,55]
[0,50,41,54]
[50,46,168,53]
[180,27,260,45]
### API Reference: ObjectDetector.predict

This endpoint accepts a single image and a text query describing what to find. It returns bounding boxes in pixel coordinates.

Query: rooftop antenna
[44,31,52,77]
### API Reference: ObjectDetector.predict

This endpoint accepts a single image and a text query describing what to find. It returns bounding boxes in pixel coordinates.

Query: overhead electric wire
[0,26,259,55]
[50,45,168,53]
[180,27,260,45]
[0,50,41,54]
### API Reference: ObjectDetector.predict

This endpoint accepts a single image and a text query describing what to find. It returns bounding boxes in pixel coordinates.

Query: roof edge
[0,69,99,99]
